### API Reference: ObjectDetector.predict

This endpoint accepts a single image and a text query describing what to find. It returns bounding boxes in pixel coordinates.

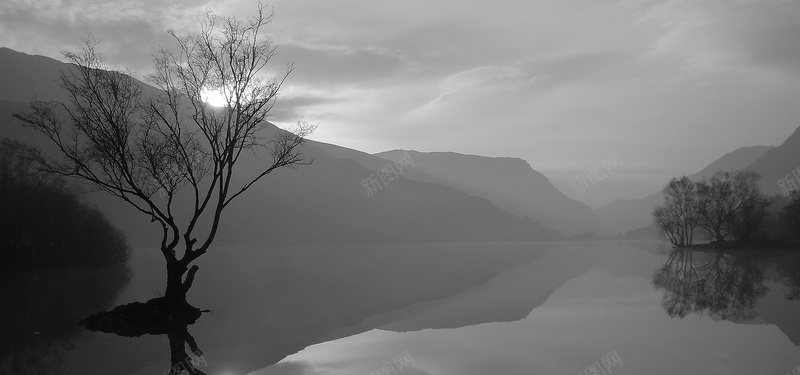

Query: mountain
[695,146,776,180]
[0,47,69,103]
[745,126,800,196]
[0,47,164,103]
[373,150,606,236]
[594,145,774,234]
[0,47,560,246]
[218,137,563,245]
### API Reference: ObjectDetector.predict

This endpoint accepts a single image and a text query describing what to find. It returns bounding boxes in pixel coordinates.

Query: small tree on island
[14,5,313,307]
[653,170,769,247]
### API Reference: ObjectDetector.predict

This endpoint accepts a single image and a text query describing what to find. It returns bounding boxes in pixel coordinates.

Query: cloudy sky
[2,0,800,205]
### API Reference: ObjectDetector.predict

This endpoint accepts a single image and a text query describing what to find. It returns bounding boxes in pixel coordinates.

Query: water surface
[4,241,800,374]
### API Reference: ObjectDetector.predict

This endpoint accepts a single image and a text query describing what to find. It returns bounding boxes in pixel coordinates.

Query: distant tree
[653,176,700,247]
[13,5,313,307]
[695,170,766,242]
[0,138,131,269]
[782,191,800,241]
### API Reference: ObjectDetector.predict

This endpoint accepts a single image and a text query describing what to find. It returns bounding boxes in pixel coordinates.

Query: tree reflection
[777,253,800,301]
[80,298,207,374]
[652,248,767,321]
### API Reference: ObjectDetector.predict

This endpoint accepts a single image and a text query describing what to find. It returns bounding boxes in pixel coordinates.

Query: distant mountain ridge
[375,150,606,236]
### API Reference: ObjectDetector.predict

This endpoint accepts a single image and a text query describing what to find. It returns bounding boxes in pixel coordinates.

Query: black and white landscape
[2,1,800,374]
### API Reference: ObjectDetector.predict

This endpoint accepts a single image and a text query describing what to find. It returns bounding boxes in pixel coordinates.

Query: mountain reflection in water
[255,242,800,375]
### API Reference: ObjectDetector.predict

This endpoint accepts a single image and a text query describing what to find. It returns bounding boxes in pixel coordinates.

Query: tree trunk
[163,257,201,307]
[165,261,188,304]
[714,228,726,242]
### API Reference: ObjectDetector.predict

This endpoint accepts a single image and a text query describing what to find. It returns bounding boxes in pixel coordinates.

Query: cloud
[628,0,800,75]
[268,88,347,123]
[438,66,531,98]
[0,0,235,73]
[275,40,415,86]
[727,1,800,73]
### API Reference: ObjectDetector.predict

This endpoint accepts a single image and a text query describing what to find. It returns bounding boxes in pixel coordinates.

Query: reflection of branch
[167,326,207,375]
[652,249,766,321]
[777,254,800,300]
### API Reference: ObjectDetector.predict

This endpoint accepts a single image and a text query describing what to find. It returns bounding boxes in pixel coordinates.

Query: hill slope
[375,150,606,236]
[745,126,800,196]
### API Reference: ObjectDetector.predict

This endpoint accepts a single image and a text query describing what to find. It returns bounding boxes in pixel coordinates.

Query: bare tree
[14,5,313,307]
[653,176,700,247]
[696,170,765,242]
[729,192,769,243]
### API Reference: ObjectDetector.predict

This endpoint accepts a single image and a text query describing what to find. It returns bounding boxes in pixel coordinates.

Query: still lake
[6,240,800,374]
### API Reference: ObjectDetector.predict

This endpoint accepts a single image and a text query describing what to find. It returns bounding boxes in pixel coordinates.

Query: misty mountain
[0,47,165,103]
[373,150,606,236]
[745,125,800,196]
[216,138,562,245]
[0,47,559,246]
[696,146,776,179]
[594,145,774,234]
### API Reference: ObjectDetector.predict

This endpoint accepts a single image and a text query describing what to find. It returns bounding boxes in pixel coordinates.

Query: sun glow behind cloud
[200,88,227,107]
